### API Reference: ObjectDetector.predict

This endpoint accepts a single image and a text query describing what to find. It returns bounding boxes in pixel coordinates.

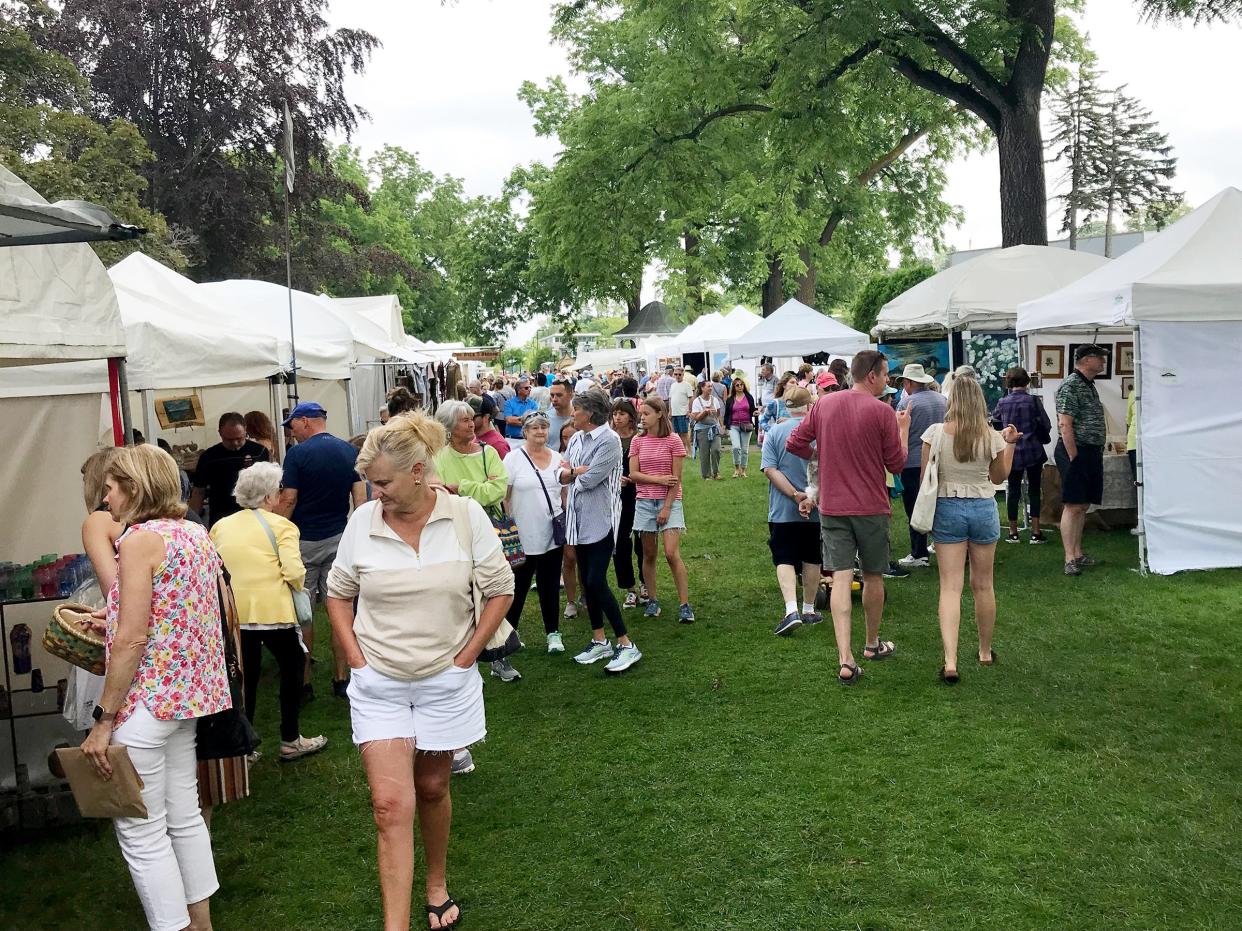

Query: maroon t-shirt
[786,390,906,516]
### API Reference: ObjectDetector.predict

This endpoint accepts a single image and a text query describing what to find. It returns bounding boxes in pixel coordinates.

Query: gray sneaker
[644,599,662,618]
[800,610,824,626]
[678,602,695,624]
[451,749,475,775]
[773,612,802,636]
[546,631,565,654]
[574,639,613,665]
[604,642,642,674]
[1064,560,1083,576]
[489,658,521,682]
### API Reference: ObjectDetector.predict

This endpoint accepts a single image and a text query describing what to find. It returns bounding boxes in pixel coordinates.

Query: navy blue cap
[282,401,327,426]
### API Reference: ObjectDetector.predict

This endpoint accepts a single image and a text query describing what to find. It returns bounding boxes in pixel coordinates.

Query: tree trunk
[996,102,1049,247]
[796,245,817,306]
[684,228,703,319]
[1104,189,1116,257]
[761,256,784,316]
[626,291,641,322]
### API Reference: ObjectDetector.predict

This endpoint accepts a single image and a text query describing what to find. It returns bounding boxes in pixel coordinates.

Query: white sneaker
[546,631,565,653]
[451,749,475,775]
[897,554,929,568]
[489,658,521,682]
[573,639,612,665]
[564,601,578,619]
[604,642,642,674]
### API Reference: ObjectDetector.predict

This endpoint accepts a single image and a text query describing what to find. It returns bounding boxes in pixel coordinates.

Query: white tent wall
[350,365,390,433]
[1137,321,1242,574]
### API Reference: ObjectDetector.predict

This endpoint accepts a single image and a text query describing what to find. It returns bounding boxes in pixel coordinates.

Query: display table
[1038,455,1138,528]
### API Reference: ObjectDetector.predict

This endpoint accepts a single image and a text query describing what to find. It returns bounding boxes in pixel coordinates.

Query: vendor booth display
[1018,187,1242,575]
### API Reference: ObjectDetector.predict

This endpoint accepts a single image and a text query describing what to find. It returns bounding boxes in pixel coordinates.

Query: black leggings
[900,465,929,558]
[1006,463,1043,522]
[507,546,565,634]
[576,532,627,639]
[612,492,645,591]
[241,626,305,743]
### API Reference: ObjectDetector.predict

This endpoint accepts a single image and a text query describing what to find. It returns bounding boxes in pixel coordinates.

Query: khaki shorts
[820,514,891,575]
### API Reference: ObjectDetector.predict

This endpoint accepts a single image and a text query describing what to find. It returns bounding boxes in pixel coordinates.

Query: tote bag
[252,510,314,624]
[447,495,522,663]
[197,572,261,760]
[910,424,946,535]
[477,445,526,567]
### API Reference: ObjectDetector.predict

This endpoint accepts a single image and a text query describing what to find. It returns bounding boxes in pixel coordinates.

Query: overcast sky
[329,1,1241,339]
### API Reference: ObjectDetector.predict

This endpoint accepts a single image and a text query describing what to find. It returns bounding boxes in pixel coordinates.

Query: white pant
[111,703,219,931]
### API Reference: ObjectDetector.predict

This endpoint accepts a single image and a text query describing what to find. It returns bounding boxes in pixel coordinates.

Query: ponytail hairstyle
[356,410,446,477]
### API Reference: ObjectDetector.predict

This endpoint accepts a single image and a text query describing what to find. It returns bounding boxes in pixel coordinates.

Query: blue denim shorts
[634,497,686,533]
[930,496,1001,545]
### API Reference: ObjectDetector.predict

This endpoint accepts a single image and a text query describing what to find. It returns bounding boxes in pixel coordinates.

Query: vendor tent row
[871,187,1242,576]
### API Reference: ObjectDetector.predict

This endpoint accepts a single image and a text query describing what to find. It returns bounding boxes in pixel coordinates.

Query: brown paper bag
[55,747,148,819]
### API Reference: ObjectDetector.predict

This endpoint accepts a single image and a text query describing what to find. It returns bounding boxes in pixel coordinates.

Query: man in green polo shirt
[1054,344,1108,576]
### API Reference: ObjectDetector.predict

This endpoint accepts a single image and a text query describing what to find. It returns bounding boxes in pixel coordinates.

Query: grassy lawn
[4,454,1241,930]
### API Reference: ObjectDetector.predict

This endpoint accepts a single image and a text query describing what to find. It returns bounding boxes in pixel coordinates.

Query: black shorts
[768,520,822,568]
[1055,441,1104,505]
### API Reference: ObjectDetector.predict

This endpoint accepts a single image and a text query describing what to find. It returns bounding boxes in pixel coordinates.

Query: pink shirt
[730,395,752,425]
[106,518,230,727]
[786,390,906,516]
[630,433,687,500]
[476,428,511,459]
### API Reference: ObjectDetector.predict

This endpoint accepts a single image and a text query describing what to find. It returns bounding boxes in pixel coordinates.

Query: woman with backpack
[991,366,1052,544]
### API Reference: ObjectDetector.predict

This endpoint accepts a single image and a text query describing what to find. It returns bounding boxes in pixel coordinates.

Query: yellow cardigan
[210,508,306,625]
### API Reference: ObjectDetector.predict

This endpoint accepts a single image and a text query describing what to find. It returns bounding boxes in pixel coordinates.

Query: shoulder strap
[251,510,283,567]
[521,448,557,516]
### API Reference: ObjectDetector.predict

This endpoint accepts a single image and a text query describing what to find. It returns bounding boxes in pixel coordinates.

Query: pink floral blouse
[106,518,231,727]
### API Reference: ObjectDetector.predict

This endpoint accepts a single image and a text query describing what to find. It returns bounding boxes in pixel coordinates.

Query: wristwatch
[92,704,117,724]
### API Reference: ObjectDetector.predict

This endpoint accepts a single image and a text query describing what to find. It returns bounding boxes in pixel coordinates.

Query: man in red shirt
[787,350,910,685]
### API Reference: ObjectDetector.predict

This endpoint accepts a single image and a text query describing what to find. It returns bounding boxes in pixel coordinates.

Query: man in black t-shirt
[189,411,270,526]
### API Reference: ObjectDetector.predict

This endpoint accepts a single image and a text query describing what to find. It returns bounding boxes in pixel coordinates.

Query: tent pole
[271,377,286,462]
[345,366,357,436]
[141,389,155,443]
[1133,328,1148,577]
[284,181,299,411]
[106,358,124,446]
[116,358,134,444]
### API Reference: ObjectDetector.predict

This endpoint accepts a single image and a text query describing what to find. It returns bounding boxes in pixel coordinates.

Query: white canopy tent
[875,246,1109,339]
[728,299,870,359]
[659,311,724,355]
[1017,187,1242,575]
[703,306,763,355]
[0,163,143,250]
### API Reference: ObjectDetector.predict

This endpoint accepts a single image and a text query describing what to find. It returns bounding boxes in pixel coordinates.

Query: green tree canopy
[847,263,937,335]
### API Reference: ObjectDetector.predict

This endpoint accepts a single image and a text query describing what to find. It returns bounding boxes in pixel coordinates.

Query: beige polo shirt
[326,490,515,681]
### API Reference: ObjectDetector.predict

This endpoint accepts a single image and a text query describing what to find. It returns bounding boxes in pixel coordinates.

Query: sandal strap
[426,898,458,919]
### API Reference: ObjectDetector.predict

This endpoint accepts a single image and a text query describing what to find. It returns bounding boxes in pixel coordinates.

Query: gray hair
[572,388,612,426]
[521,410,551,435]
[233,462,284,509]
[434,400,475,438]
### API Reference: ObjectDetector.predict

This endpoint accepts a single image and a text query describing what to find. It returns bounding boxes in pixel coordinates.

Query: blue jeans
[931,497,1001,545]
[729,426,752,467]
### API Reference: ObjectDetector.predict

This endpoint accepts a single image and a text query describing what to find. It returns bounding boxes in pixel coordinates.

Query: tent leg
[141,389,155,443]
[271,378,286,461]
[116,359,134,444]
[106,358,124,446]
[1134,329,1148,577]
[345,368,356,436]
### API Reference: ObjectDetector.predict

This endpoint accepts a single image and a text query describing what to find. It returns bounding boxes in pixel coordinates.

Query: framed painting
[1115,341,1135,375]
[155,394,205,429]
[1036,345,1065,380]
[1121,375,1135,399]
[1069,343,1112,380]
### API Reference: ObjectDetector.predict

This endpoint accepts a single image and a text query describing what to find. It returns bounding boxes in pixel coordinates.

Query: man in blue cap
[275,401,368,700]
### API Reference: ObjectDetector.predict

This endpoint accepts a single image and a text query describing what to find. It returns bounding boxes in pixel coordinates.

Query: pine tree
[1047,63,1107,250]
[1090,88,1179,257]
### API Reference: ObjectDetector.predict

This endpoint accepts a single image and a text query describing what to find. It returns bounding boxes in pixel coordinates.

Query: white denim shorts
[346,662,486,752]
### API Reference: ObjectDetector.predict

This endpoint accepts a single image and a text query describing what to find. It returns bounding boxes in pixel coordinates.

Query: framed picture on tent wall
[1121,376,1135,399]
[1069,343,1112,379]
[1115,341,1135,375]
[1036,345,1064,379]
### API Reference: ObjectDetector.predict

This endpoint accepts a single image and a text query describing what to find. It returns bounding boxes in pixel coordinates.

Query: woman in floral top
[80,444,230,931]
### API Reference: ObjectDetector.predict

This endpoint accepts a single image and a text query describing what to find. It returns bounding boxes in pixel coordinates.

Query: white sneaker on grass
[574,639,613,665]
[451,749,475,775]
[546,631,565,654]
[604,642,642,674]
[897,554,929,568]
[489,658,521,682]
[564,601,578,619]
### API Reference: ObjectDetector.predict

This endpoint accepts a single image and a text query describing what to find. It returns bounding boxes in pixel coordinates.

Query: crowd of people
[73,343,1113,931]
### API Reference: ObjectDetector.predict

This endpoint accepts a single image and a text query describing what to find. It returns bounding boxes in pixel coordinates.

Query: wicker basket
[42,602,106,675]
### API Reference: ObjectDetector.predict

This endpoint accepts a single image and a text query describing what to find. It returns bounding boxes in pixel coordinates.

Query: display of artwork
[878,339,950,382]
[1116,341,1135,375]
[155,394,205,429]
[1121,376,1135,399]
[1036,345,1065,379]
[1069,343,1112,380]
[965,332,1021,407]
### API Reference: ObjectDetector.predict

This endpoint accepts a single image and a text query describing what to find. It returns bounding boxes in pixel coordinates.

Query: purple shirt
[991,390,1050,471]
[730,395,752,425]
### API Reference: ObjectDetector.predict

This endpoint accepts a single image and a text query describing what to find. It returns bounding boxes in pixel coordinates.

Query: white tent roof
[0,164,143,249]
[1017,188,1242,333]
[728,299,870,358]
[704,305,763,354]
[0,166,126,365]
[877,246,1109,338]
[661,312,724,354]
[331,295,404,342]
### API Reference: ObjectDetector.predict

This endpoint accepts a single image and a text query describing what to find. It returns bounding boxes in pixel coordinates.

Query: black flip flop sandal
[838,663,863,685]
[427,897,460,930]
[939,666,960,685]
[862,640,896,661]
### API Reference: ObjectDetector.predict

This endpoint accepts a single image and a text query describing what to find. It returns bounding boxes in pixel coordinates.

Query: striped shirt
[630,434,686,500]
[564,423,623,546]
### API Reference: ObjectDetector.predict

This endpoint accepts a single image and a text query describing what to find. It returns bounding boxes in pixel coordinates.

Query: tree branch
[890,54,1001,131]
[894,6,1009,107]
[623,103,771,172]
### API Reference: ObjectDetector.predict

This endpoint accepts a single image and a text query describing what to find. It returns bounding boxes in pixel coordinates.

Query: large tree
[34,0,377,279]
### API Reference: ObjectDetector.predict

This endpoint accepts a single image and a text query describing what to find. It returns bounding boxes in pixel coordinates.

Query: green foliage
[0,18,186,268]
[524,342,561,373]
[847,263,937,335]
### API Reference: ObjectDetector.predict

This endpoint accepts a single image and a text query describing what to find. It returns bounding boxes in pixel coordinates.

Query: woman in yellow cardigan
[210,462,326,761]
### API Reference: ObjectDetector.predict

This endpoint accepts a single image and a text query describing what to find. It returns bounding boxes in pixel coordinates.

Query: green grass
[4,459,1242,930]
